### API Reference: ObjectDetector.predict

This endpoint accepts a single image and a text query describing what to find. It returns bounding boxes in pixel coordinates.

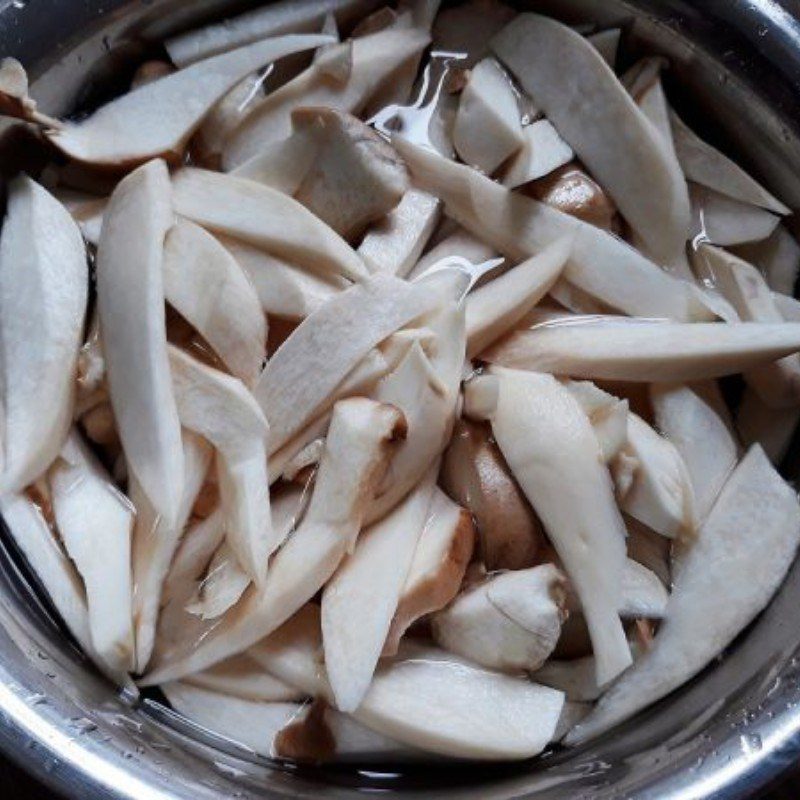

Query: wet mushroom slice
[186,542,252,620]
[690,183,780,247]
[0,57,62,127]
[562,380,629,463]
[0,176,88,493]
[431,564,568,672]
[44,35,331,167]
[48,431,135,676]
[408,226,499,281]
[501,120,575,189]
[185,653,304,702]
[484,368,632,686]
[142,398,405,684]
[492,14,691,270]
[163,221,266,387]
[383,487,476,655]
[567,445,800,744]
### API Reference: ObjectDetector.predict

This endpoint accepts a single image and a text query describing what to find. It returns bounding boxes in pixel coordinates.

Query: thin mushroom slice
[322,469,436,712]
[492,14,691,269]
[48,431,135,675]
[0,57,62,127]
[484,319,800,382]
[46,35,332,167]
[486,368,632,686]
[691,183,780,247]
[168,346,272,586]
[383,487,476,655]
[96,159,184,527]
[408,228,499,282]
[142,398,404,685]
[187,542,252,619]
[395,138,711,321]
[501,120,575,189]
[185,653,304,702]
[0,176,88,493]
[735,226,800,296]
[171,168,367,283]
[567,445,800,745]
[432,564,567,672]
[223,26,431,169]
[163,220,266,386]
[249,605,565,760]
[737,387,800,465]
[671,110,790,215]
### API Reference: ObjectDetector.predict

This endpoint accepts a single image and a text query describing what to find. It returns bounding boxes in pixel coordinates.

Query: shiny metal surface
[2,0,800,797]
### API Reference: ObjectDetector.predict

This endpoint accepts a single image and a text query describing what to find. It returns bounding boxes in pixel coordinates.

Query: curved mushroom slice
[0,57,62,128]
[485,368,632,686]
[735,226,800,296]
[257,273,443,453]
[48,432,135,675]
[96,159,184,527]
[432,564,567,672]
[484,320,800,382]
[440,419,543,571]
[223,27,431,169]
[466,237,571,358]
[0,176,88,493]
[623,58,674,152]
[671,111,790,216]
[171,168,367,283]
[395,138,710,321]
[163,221,266,386]
[187,542,252,619]
[132,431,213,673]
[249,605,565,760]
[737,387,800,465]
[384,488,475,655]
[186,653,304,702]
[452,58,523,175]
[322,470,436,712]
[650,383,738,522]
[47,35,331,167]
[168,346,272,585]
[691,184,780,247]
[587,28,621,68]
[562,380,629,463]
[567,445,800,745]
[142,398,404,685]
[611,413,696,540]
[357,188,441,276]
[492,14,691,269]
[501,120,575,189]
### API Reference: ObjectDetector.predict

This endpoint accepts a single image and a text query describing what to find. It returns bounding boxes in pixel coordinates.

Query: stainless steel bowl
[3,0,800,797]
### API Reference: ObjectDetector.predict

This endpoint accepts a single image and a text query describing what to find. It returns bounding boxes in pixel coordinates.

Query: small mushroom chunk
[432,564,567,672]
[502,120,574,188]
[441,418,544,570]
[563,380,629,463]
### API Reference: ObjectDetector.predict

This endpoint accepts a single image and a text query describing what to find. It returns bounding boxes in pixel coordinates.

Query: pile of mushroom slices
[2,0,800,765]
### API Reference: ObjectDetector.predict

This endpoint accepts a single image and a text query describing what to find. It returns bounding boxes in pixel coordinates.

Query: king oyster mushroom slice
[167,346,272,586]
[53,188,108,247]
[567,444,800,745]
[432,564,568,673]
[0,57,62,127]
[222,26,431,169]
[46,35,331,167]
[187,542,253,620]
[142,398,404,685]
[671,110,790,216]
[440,419,543,571]
[357,188,441,276]
[322,468,437,712]
[465,237,571,358]
[735,226,800,296]
[691,183,780,247]
[501,119,575,189]
[383,487,476,655]
[562,380,629,463]
[485,368,632,686]
[737,387,800,465]
[650,383,738,522]
[248,604,564,760]
[452,58,524,175]
[0,176,88,493]
[186,653,303,702]
[96,159,185,528]
[163,220,266,386]
[408,227,499,282]
[171,168,367,283]
[394,138,712,321]
[587,28,621,68]
[48,431,135,675]
[484,318,800,382]
[256,273,444,454]
[131,431,213,673]
[492,14,691,270]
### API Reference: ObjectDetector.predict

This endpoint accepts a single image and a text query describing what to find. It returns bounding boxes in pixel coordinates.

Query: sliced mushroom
[492,14,691,269]
[185,653,304,702]
[431,0,516,67]
[171,167,367,283]
[485,368,632,686]
[502,120,575,189]
[737,387,799,465]
[48,431,135,675]
[691,183,780,247]
[383,488,476,655]
[163,221,266,386]
[562,380,629,463]
[734,225,800,296]
[534,655,604,702]
[408,227,499,281]
[322,469,436,711]
[567,445,800,744]
[96,159,184,526]
[0,57,62,127]
[0,176,87,493]
[187,543,252,619]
